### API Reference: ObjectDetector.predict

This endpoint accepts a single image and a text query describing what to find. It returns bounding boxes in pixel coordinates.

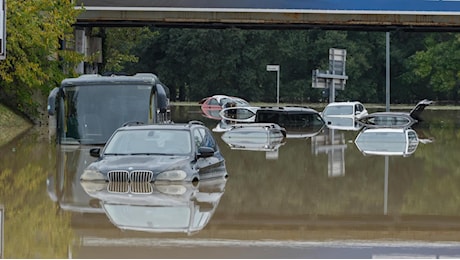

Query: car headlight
[156,170,187,181]
[80,181,107,193]
[81,169,105,181]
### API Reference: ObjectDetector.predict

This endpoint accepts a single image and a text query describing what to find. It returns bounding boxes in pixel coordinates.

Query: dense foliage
[102,27,460,105]
[0,0,83,122]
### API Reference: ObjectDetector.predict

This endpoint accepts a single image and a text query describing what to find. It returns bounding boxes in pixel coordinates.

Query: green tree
[115,26,460,104]
[405,33,460,103]
[100,27,157,73]
[0,0,83,122]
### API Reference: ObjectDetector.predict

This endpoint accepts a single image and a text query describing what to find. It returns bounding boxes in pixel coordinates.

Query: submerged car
[358,99,433,128]
[199,95,250,120]
[199,95,249,110]
[213,106,325,138]
[255,106,325,138]
[354,127,419,157]
[321,101,368,121]
[80,121,227,182]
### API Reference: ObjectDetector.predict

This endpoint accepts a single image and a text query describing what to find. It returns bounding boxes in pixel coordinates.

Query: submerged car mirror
[89,148,101,157]
[198,146,214,158]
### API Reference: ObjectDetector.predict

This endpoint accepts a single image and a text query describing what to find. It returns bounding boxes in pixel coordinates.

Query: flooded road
[1,106,460,258]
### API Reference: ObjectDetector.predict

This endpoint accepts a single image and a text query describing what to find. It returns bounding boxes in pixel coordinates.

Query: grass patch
[0,104,33,146]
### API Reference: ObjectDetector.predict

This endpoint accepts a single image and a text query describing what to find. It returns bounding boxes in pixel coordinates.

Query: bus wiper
[104,153,127,156]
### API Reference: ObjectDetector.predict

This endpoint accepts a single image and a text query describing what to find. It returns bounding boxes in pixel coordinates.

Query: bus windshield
[61,84,153,145]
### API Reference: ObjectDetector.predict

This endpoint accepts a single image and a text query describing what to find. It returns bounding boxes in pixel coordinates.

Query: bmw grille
[107,170,154,182]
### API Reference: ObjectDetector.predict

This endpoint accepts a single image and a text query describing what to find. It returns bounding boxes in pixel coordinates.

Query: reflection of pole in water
[384,155,389,215]
[311,128,346,177]
[266,150,279,160]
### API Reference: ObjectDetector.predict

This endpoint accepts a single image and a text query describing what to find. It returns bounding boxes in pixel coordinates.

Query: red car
[199,95,249,120]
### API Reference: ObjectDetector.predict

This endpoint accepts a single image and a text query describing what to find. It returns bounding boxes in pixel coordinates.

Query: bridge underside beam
[75,9,460,31]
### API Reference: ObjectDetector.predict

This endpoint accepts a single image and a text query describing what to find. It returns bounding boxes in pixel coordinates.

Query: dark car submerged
[80,121,227,183]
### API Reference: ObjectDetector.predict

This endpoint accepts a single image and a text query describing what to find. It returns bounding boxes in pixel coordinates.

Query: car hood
[90,155,192,172]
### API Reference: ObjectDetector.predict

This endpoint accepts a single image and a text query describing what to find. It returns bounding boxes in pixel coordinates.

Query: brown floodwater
[1,106,460,258]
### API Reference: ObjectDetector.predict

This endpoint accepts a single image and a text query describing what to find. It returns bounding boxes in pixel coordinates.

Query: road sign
[266,64,280,105]
[312,48,348,102]
[329,48,346,75]
[266,65,279,71]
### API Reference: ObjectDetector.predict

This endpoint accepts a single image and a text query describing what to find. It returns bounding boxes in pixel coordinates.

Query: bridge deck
[75,0,460,31]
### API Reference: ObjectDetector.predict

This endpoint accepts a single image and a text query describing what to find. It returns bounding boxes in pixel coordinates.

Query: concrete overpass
[75,0,460,31]
[72,0,460,75]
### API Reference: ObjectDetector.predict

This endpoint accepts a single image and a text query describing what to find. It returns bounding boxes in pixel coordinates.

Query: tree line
[103,27,459,106]
[0,1,459,123]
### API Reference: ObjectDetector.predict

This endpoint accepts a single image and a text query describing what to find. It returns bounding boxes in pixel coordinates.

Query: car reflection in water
[80,178,227,235]
[354,127,421,157]
[220,123,286,160]
[323,116,363,131]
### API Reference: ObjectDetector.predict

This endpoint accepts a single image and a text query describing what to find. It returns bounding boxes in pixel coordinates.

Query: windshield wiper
[130,153,171,156]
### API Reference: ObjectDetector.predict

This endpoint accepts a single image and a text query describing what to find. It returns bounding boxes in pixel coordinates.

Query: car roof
[116,121,205,131]
[199,95,249,106]
[325,101,363,106]
[257,106,319,113]
[212,94,246,101]
[365,111,409,116]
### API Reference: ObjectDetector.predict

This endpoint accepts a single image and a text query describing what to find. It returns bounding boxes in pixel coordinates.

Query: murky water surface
[1,106,460,258]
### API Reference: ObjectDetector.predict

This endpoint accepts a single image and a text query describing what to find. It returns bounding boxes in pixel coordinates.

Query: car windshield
[323,105,354,116]
[104,129,192,155]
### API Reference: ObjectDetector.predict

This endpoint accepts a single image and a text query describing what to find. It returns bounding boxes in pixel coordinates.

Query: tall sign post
[0,0,5,60]
[266,64,280,105]
[312,48,348,103]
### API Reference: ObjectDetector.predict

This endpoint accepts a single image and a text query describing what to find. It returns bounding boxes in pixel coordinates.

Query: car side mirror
[89,148,101,158]
[197,146,214,158]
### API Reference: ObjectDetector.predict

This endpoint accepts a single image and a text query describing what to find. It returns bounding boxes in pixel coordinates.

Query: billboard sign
[79,0,460,13]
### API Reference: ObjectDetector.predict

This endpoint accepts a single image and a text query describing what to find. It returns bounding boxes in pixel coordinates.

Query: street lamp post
[266,64,280,105]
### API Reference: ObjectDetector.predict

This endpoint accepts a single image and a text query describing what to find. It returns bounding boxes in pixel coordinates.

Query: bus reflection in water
[47,73,170,145]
